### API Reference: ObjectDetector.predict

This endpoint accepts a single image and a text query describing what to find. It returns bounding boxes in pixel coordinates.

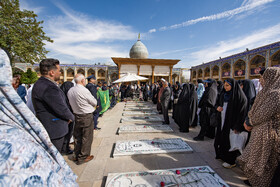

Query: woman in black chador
[176,83,198,132]
[240,79,256,113]
[193,79,217,141]
[214,78,247,168]
[172,81,182,123]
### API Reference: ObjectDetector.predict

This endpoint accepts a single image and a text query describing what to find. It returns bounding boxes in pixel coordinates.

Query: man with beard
[32,58,74,152]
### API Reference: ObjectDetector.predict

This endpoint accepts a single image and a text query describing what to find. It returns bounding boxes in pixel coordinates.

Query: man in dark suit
[32,58,75,152]
[86,75,102,130]
[160,78,171,125]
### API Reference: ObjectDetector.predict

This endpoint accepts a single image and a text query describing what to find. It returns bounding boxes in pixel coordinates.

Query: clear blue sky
[20,0,280,68]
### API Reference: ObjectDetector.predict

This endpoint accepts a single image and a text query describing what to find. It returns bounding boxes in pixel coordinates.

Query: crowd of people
[2,51,279,186]
[12,58,120,165]
[146,69,280,187]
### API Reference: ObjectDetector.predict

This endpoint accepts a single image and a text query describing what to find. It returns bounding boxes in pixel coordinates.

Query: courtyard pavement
[63,101,247,187]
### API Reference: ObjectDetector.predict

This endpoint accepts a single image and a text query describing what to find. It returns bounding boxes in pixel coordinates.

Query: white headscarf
[251,79,262,94]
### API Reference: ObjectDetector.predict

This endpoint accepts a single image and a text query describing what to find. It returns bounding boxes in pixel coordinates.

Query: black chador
[172,83,182,123]
[214,78,247,164]
[194,79,218,140]
[241,79,256,112]
[176,83,198,132]
[189,83,198,127]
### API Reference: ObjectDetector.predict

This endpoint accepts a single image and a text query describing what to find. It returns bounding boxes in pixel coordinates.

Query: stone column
[245,55,249,79]
[152,65,155,83]
[63,67,67,82]
[95,68,98,81]
[266,49,270,67]
[137,65,140,75]
[74,67,77,76]
[137,65,140,85]
[84,67,88,84]
[202,68,205,80]
[219,63,222,80]
[84,67,88,78]
[105,67,108,82]
[230,59,234,78]
[169,66,173,84]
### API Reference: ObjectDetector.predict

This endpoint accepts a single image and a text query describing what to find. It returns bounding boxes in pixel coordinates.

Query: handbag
[229,130,248,154]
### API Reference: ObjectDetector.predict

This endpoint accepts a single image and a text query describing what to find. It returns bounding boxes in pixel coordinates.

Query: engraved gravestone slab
[113,138,193,157]
[126,101,145,103]
[105,166,229,187]
[123,108,156,112]
[125,103,153,106]
[125,105,156,109]
[118,124,173,134]
[124,107,156,111]
[122,111,158,116]
[120,116,162,123]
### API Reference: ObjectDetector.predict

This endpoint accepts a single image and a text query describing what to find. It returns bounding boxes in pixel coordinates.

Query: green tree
[20,68,38,84]
[0,0,53,64]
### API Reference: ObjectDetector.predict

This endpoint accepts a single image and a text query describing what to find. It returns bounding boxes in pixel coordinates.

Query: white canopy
[113,73,148,83]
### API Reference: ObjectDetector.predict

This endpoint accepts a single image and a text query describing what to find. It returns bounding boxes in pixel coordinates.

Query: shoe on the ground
[222,162,236,168]
[77,155,94,165]
[94,127,101,130]
[70,156,78,162]
[243,180,251,186]
[193,136,204,141]
[162,122,170,125]
[66,149,74,155]
[179,129,189,133]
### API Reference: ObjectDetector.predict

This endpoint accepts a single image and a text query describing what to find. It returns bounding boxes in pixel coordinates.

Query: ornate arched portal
[233,59,246,80]
[271,49,280,67]
[249,55,266,79]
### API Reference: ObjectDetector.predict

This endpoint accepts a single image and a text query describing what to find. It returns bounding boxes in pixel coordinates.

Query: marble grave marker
[122,111,158,116]
[113,138,193,157]
[120,116,162,123]
[118,124,173,134]
[105,166,229,187]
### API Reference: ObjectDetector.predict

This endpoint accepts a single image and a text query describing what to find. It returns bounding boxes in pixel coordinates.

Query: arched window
[221,63,231,78]
[88,68,95,76]
[60,68,64,80]
[67,68,74,77]
[204,67,210,78]
[198,69,203,78]
[250,55,265,77]
[212,65,219,78]
[98,69,105,77]
[77,68,85,75]
[233,59,246,77]
[192,70,197,78]
[271,49,280,67]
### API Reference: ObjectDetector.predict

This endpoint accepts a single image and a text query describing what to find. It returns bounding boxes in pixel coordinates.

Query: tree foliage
[0,0,53,64]
[20,68,38,84]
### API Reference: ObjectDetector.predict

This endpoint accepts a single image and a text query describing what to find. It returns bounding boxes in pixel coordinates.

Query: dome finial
[138,33,141,41]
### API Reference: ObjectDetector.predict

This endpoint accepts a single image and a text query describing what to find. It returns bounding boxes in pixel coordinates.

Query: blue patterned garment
[197,83,205,102]
[0,49,78,186]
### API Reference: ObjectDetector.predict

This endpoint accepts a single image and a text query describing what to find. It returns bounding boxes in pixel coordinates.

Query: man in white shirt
[68,74,97,165]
